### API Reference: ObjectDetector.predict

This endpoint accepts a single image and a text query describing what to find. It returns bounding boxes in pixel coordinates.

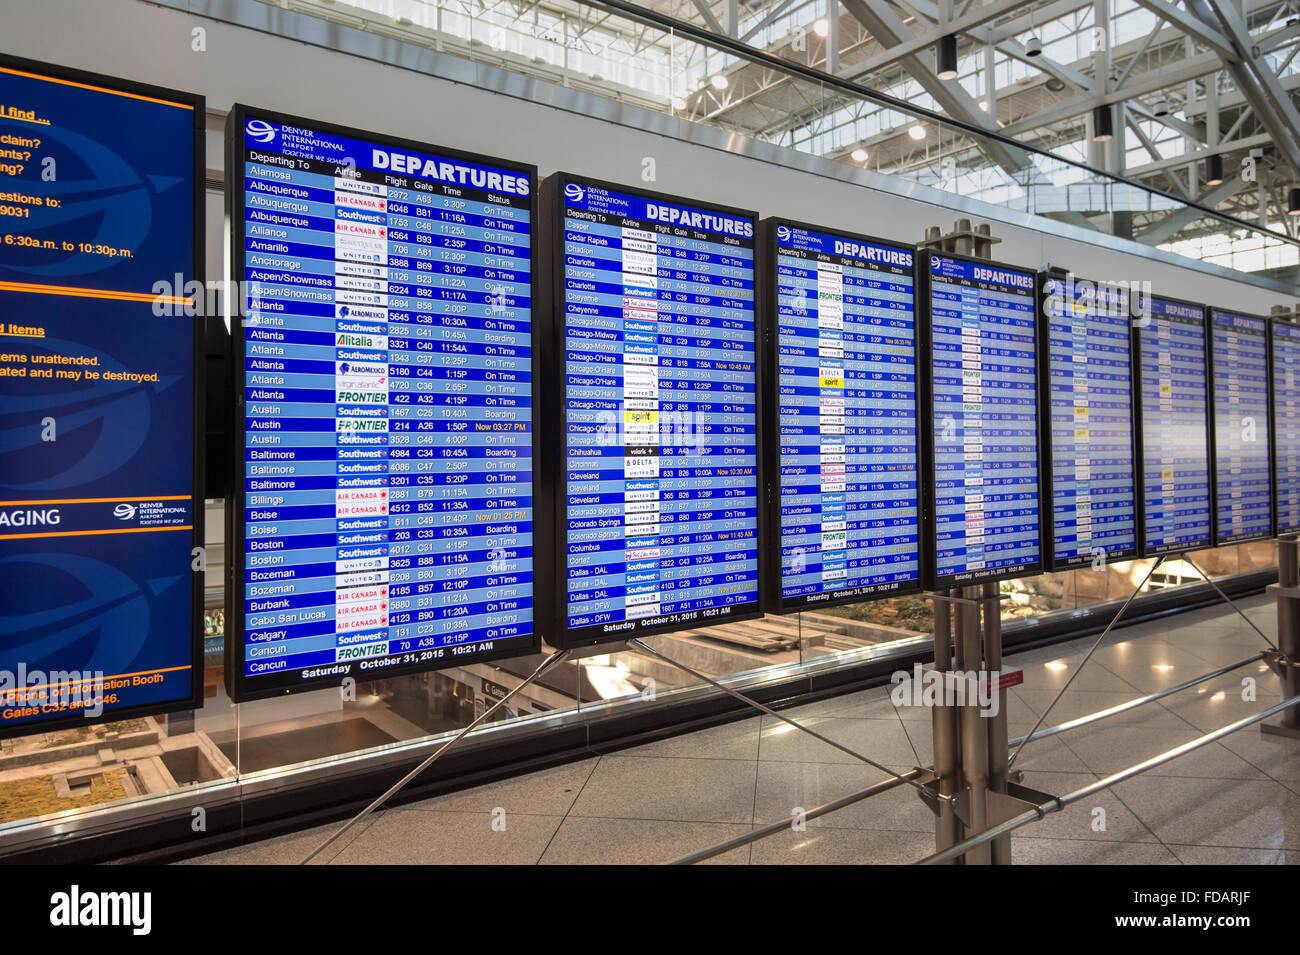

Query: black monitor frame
[759,216,923,612]
[541,172,766,650]
[225,103,542,702]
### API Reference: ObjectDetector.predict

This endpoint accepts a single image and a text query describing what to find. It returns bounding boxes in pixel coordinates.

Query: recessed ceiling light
[710,73,729,90]
[671,97,687,110]
[813,18,830,37]
[850,147,869,162]
[908,124,926,140]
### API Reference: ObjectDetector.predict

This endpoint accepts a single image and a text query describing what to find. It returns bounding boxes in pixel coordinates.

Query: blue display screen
[1210,309,1271,543]
[928,255,1041,585]
[1137,297,1211,554]
[773,224,919,607]
[0,61,199,732]
[1273,320,1300,536]
[234,110,536,698]
[1043,275,1137,567]
[561,180,759,642]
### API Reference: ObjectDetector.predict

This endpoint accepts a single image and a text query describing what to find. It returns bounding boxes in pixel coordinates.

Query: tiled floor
[184,593,1300,865]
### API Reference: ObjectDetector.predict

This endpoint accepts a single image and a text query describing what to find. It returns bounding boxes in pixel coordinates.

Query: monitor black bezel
[1037,268,1141,572]
[0,53,205,738]
[759,217,924,613]
[918,249,1047,590]
[544,172,766,650]
[1132,294,1215,558]
[225,103,542,703]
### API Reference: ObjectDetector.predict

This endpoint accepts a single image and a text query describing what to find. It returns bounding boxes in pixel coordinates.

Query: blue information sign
[925,253,1042,587]
[1041,273,1138,569]
[1209,308,1272,544]
[1135,296,1212,555]
[555,176,760,645]
[228,106,538,700]
[769,221,920,609]
[0,57,203,734]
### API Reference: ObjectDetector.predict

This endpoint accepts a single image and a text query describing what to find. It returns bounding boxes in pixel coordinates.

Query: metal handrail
[575,0,1300,249]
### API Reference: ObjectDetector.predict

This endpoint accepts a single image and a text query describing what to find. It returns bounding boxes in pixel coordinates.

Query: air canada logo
[564,183,585,204]
[246,119,276,144]
[776,225,791,242]
[112,503,137,521]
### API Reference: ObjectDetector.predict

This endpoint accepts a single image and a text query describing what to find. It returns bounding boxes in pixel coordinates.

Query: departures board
[1272,318,1300,537]
[548,174,761,648]
[0,56,204,736]
[1208,308,1272,544]
[227,106,539,701]
[1134,296,1212,556]
[1039,273,1138,569]
[922,252,1042,588]
[765,219,920,611]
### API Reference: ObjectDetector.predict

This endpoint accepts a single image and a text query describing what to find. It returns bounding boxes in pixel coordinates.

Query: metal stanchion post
[931,592,960,856]
[982,580,1010,864]
[1265,538,1300,737]
[957,583,990,864]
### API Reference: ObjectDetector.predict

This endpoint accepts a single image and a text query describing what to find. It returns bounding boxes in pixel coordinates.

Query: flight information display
[557,176,760,646]
[1041,274,1138,569]
[925,253,1042,587]
[1135,296,1212,555]
[229,106,538,701]
[1272,319,1300,536]
[1209,308,1272,544]
[0,57,203,735]
[769,221,919,610]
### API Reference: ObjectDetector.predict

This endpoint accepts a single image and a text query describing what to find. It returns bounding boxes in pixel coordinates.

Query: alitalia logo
[337,333,378,347]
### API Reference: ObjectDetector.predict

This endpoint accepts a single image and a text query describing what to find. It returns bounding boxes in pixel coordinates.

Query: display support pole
[299,648,569,865]
[1264,537,1300,737]
[982,579,1011,865]
[930,591,961,856]
[955,583,991,865]
[629,638,937,799]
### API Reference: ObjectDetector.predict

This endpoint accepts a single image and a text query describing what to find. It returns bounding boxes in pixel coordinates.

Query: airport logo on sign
[564,183,584,204]
[246,119,276,144]
[776,225,791,242]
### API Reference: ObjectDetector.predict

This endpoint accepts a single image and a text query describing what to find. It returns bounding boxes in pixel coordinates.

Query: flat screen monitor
[922,252,1043,588]
[1039,272,1139,569]
[765,219,920,610]
[227,105,539,701]
[550,174,761,647]
[1208,308,1272,544]
[1134,296,1212,556]
[0,56,204,736]
[1272,317,1300,537]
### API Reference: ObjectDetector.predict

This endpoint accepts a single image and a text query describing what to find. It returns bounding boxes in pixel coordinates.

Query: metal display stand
[1264,537,1300,738]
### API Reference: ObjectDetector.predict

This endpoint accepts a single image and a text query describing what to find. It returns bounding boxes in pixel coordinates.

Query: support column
[931,594,961,855]
[957,584,990,865]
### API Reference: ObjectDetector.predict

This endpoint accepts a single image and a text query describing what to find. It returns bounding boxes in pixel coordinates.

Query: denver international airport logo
[776,225,792,243]
[564,183,585,204]
[245,119,277,144]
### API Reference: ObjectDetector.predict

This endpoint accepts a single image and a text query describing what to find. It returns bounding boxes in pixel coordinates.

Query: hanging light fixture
[1026,7,1042,57]
[1288,187,1300,216]
[1204,154,1225,186]
[937,34,959,80]
[1092,105,1114,141]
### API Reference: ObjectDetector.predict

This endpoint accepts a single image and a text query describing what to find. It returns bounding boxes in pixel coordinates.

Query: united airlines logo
[112,503,137,520]
[564,183,585,204]
[246,120,277,144]
[776,225,791,243]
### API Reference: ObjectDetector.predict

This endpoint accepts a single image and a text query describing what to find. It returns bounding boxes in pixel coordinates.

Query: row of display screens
[224,103,1299,701]
[1,47,1286,723]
